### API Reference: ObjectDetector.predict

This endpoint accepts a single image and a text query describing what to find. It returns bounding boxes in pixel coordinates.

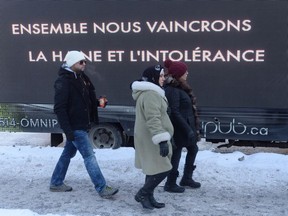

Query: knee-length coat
[131,81,174,175]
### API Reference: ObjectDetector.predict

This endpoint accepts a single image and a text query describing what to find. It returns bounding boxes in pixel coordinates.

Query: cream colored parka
[131,81,174,175]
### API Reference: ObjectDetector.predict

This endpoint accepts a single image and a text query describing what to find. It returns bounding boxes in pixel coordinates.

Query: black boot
[164,171,185,193]
[148,193,165,208]
[180,165,201,188]
[135,189,154,210]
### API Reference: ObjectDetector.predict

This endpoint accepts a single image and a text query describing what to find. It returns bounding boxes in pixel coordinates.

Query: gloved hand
[66,132,75,141]
[159,141,169,157]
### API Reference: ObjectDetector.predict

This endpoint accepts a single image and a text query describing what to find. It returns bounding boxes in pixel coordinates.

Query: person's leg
[170,146,183,173]
[73,130,119,197]
[73,130,106,192]
[135,171,170,209]
[50,138,77,191]
[143,171,169,193]
[185,143,198,166]
[180,144,201,188]
[145,171,170,208]
[164,147,185,193]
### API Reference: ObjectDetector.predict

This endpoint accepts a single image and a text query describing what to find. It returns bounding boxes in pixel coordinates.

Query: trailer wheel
[88,124,122,149]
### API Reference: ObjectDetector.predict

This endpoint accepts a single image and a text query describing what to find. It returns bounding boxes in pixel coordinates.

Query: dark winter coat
[165,85,197,147]
[54,66,99,139]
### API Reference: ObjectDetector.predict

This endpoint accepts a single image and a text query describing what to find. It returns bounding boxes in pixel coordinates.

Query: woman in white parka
[131,65,174,210]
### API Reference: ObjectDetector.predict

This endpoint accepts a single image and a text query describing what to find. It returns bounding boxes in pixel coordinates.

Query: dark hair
[141,64,164,86]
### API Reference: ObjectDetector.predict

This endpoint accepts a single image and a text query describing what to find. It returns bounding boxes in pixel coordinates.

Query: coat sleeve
[165,87,194,137]
[143,92,171,144]
[84,73,99,124]
[54,77,73,136]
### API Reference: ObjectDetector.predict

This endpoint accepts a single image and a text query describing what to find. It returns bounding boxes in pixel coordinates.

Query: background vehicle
[0,0,287,148]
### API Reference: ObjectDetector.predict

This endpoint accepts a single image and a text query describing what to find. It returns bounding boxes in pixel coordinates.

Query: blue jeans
[50,130,106,192]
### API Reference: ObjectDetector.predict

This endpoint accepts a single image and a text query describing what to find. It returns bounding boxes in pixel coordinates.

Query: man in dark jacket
[50,50,118,198]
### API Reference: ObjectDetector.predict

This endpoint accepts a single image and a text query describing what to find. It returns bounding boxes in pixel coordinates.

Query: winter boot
[164,171,185,193]
[135,188,154,210]
[180,165,201,188]
[148,193,165,208]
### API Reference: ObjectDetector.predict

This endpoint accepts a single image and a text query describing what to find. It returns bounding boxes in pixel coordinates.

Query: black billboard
[0,0,287,109]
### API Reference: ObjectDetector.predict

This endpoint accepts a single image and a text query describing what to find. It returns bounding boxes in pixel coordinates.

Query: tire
[88,123,123,149]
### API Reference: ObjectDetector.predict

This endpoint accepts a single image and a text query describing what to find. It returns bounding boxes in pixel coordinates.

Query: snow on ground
[0,132,287,216]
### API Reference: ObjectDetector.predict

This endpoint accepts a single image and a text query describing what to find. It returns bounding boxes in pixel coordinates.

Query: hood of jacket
[131,81,165,101]
[58,63,78,79]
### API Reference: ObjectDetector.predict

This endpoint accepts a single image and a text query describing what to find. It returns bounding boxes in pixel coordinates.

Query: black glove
[66,132,75,141]
[159,141,169,157]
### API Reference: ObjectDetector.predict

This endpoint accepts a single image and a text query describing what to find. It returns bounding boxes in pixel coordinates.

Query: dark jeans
[50,130,106,192]
[170,144,198,174]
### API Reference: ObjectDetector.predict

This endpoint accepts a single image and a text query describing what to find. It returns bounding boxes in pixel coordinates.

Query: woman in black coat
[163,59,201,193]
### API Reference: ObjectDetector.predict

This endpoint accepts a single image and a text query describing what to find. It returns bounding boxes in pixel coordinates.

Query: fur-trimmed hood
[131,81,165,101]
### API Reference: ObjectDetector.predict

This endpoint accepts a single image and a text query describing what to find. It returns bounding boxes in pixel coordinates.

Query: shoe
[180,178,201,188]
[148,194,165,208]
[99,185,119,198]
[180,165,201,188]
[135,189,154,210]
[164,183,185,193]
[50,183,72,192]
[164,171,185,193]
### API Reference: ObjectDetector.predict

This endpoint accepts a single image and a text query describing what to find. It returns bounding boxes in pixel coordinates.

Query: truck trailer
[0,0,288,148]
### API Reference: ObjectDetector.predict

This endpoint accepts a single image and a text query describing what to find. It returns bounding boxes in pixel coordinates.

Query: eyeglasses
[79,60,87,65]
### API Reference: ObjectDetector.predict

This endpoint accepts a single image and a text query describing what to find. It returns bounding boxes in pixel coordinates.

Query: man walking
[50,50,118,198]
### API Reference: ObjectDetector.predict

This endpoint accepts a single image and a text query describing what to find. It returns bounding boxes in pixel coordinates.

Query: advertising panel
[0,0,287,108]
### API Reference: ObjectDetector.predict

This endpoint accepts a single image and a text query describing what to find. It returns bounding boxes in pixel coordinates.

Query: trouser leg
[50,139,77,186]
[185,143,198,165]
[164,147,185,193]
[170,146,183,173]
[135,171,170,209]
[180,144,201,188]
[144,171,170,208]
[143,171,169,193]
[73,130,106,192]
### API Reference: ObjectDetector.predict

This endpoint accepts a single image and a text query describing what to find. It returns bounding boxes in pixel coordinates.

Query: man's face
[71,59,86,73]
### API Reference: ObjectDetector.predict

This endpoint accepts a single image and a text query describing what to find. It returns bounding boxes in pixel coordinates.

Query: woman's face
[158,70,165,87]
[179,71,188,81]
